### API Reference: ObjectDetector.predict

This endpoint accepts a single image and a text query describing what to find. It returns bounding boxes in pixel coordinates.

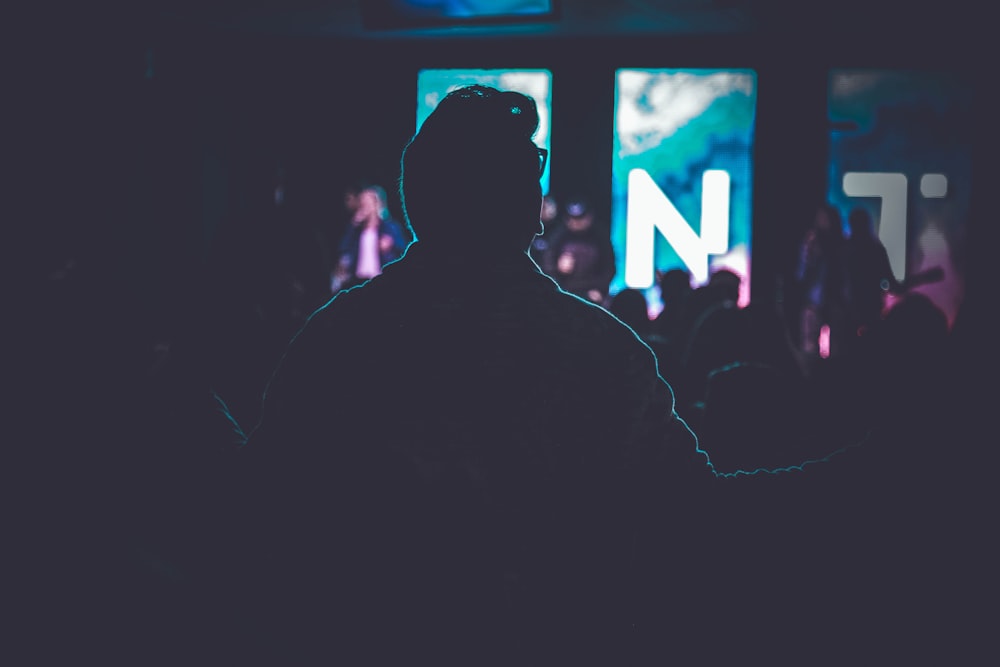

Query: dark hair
[848,207,874,238]
[400,84,544,250]
[609,288,650,332]
[658,268,692,298]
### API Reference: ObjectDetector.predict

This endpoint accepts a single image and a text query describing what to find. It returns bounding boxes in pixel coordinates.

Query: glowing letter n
[625,168,730,287]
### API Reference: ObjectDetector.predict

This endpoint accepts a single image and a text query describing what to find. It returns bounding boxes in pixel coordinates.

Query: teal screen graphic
[612,68,757,313]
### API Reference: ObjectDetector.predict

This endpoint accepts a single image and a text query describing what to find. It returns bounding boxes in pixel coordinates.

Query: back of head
[848,207,874,240]
[659,268,692,301]
[708,268,741,304]
[400,85,544,254]
[609,288,650,333]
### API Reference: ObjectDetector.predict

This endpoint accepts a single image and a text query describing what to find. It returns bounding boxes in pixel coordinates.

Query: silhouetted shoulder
[249,244,701,474]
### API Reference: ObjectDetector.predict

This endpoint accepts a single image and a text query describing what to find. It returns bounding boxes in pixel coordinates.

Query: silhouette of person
[608,287,653,339]
[648,267,694,387]
[652,266,693,342]
[843,207,902,337]
[234,84,715,664]
[793,202,848,364]
[537,195,616,305]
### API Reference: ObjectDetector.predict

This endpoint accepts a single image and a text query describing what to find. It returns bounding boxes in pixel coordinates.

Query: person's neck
[408,239,531,263]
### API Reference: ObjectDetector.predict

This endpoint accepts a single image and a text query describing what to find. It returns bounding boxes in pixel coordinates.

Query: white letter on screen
[625,168,730,287]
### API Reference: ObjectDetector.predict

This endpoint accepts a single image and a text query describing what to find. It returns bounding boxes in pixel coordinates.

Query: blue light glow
[612,68,757,313]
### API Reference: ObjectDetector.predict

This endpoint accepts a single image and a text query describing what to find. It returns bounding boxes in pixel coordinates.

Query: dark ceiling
[150,0,976,41]
[158,1,755,37]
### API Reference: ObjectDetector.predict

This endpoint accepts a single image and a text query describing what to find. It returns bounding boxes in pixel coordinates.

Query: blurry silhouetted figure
[842,206,944,357]
[233,85,713,665]
[683,299,814,471]
[648,267,694,385]
[793,203,848,367]
[844,207,902,341]
[741,300,809,386]
[537,195,616,305]
[685,268,741,326]
[677,300,750,413]
[850,290,951,425]
[676,268,740,348]
[341,178,364,218]
[652,267,693,343]
[330,183,410,292]
[608,287,652,339]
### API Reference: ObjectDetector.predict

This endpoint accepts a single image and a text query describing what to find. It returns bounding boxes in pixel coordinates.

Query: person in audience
[536,194,616,305]
[679,268,741,345]
[608,287,653,339]
[793,202,848,366]
[648,267,694,386]
[843,206,901,339]
[329,183,410,292]
[232,84,727,664]
[652,267,693,343]
[209,83,967,666]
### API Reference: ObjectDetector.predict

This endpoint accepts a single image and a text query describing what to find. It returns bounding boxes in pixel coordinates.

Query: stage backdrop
[612,68,758,315]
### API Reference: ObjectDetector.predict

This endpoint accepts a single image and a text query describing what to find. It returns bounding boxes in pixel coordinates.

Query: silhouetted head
[708,268,741,304]
[352,185,390,225]
[658,268,693,302]
[400,85,545,256]
[609,288,650,333]
[848,207,875,240]
[343,178,377,214]
[882,292,949,348]
[815,202,841,230]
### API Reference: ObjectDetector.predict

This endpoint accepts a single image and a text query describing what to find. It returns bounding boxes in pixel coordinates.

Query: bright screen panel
[826,69,973,328]
[612,68,757,313]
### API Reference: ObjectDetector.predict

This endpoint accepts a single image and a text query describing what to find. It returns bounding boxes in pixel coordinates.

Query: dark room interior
[16,1,995,664]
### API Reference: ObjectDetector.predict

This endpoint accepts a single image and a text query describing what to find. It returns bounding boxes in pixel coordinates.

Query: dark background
[57,9,995,394]
[14,2,995,661]
[23,1,992,399]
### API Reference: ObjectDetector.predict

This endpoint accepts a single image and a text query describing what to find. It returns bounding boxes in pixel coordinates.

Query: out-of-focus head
[815,203,844,237]
[609,288,650,331]
[708,268,742,304]
[658,268,693,300]
[355,185,388,220]
[400,84,544,253]
[344,185,362,213]
[848,207,874,239]
[564,196,594,231]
